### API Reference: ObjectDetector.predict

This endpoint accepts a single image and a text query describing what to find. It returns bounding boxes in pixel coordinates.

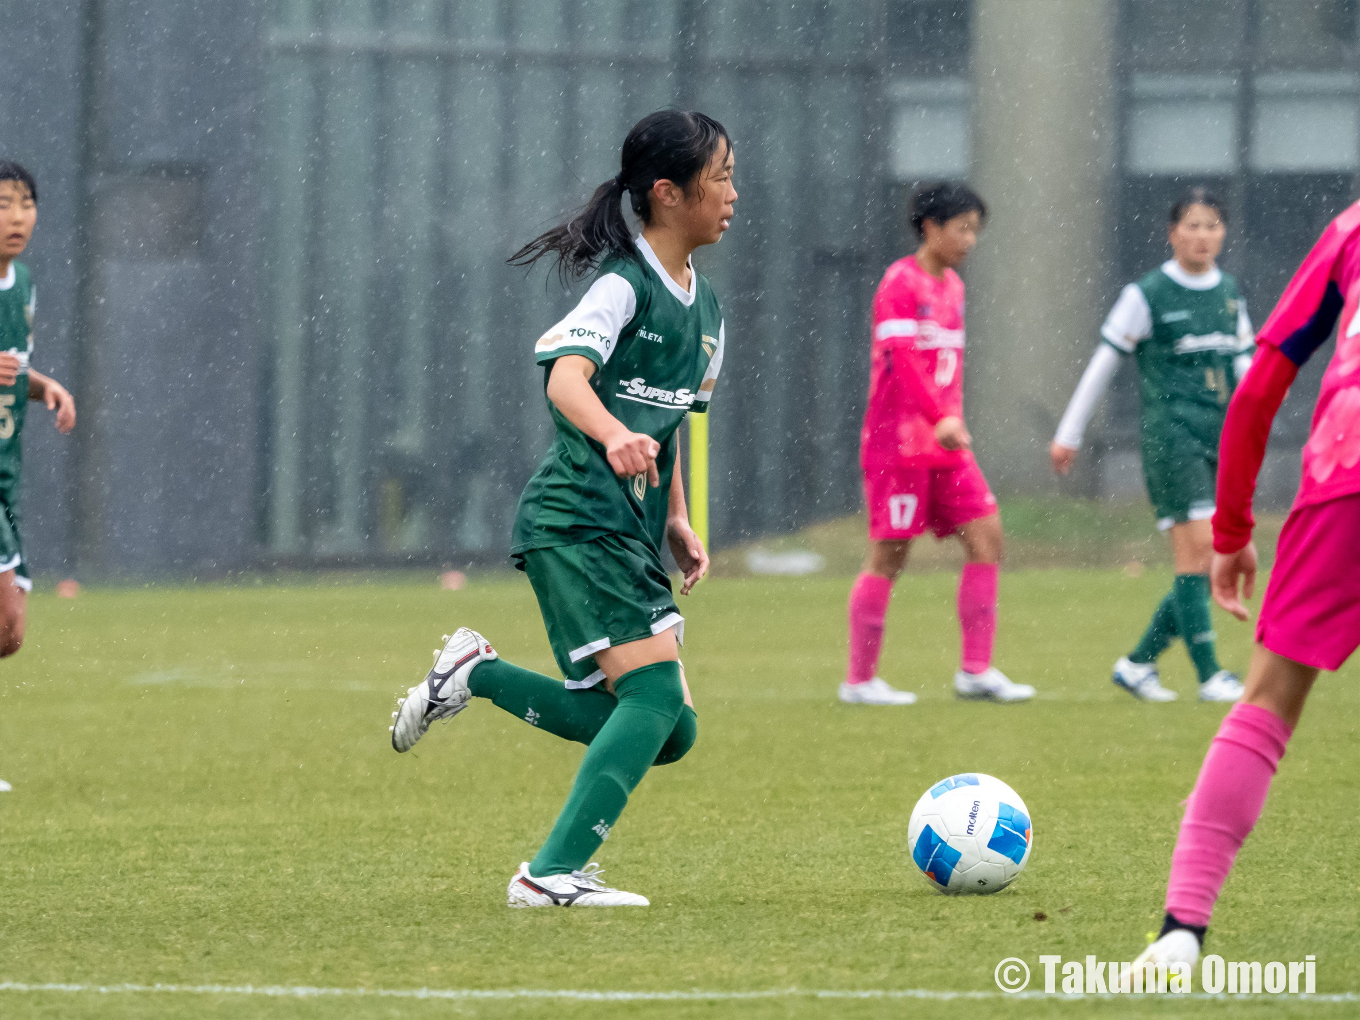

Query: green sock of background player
[528,661,685,876]
[1129,589,1179,664]
[1129,576,1219,681]
[469,658,697,766]
[1169,574,1220,682]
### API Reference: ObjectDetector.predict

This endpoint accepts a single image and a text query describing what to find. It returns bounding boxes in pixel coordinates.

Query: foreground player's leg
[951,514,1033,702]
[1169,520,1242,701]
[392,628,697,764]
[1132,646,1314,973]
[509,645,686,907]
[841,540,916,705]
[0,569,27,659]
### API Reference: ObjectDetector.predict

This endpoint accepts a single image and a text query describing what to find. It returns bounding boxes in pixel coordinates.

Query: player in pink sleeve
[1126,200,1360,978]
[842,182,1034,706]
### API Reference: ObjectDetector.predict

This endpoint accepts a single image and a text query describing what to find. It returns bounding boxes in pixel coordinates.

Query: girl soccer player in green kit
[1051,188,1253,702]
[389,111,734,907]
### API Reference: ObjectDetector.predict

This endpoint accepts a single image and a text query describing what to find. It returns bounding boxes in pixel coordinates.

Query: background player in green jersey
[0,161,78,792]
[388,111,734,906]
[1051,188,1252,703]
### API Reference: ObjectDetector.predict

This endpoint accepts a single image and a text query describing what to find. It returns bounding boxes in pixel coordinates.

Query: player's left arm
[666,435,708,595]
[27,369,76,434]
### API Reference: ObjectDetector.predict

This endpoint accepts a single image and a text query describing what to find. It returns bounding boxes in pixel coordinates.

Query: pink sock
[1165,703,1293,927]
[957,563,998,675]
[846,572,892,684]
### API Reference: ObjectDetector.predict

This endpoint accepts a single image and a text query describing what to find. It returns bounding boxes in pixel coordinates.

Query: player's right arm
[545,356,660,487]
[1210,216,1356,618]
[1050,283,1149,474]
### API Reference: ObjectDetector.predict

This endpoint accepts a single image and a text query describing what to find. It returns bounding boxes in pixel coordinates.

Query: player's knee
[0,629,23,657]
[654,705,698,766]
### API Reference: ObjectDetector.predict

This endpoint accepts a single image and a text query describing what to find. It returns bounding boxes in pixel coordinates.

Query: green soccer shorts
[1141,429,1217,532]
[0,487,30,591]
[519,533,683,689]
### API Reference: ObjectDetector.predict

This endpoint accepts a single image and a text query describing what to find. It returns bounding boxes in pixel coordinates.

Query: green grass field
[2,567,1356,1019]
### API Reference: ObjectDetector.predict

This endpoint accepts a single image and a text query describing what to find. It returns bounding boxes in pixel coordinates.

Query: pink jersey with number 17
[860,254,968,470]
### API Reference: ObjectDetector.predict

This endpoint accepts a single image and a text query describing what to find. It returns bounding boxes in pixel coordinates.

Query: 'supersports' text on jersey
[862,255,966,469]
[512,237,724,559]
[1103,259,1254,454]
[0,261,34,489]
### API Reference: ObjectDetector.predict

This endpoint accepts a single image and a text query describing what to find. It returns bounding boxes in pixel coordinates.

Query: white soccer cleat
[0,779,10,792]
[1113,656,1178,702]
[506,862,649,907]
[1119,928,1200,991]
[954,666,1034,702]
[1199,670,1245,703]
[390,627,496,753]
[839,677,918,705]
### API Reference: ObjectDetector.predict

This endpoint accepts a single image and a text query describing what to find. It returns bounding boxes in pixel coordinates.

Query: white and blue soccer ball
[907,773,1033,895]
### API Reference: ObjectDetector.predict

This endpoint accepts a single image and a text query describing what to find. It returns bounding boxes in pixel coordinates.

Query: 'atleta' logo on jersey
[639,329,664,344]
[1160,309,1192,323]
[617,377,696,408]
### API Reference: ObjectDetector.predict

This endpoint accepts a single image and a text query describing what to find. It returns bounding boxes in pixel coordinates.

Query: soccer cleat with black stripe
[506,862,649,907]
[390,627,496,752]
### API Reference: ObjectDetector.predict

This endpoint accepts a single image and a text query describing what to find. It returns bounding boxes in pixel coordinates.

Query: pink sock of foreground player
[846,572,893,684]
[957,562,998,675]
[1165,703,1293,927]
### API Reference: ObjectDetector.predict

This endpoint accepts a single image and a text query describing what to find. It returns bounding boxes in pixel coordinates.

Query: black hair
[909,180,985,239]
[0,161,37,203]
[1169,186,1226,226]
[509,109,731,282]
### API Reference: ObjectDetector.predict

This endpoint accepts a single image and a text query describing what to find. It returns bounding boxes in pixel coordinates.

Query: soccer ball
[907,773,1033,895]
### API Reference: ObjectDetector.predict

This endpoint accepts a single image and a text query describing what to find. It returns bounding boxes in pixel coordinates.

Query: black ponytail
[509,109,731,282]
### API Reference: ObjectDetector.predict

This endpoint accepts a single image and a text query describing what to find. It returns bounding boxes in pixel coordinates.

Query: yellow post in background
[689,411,709,550]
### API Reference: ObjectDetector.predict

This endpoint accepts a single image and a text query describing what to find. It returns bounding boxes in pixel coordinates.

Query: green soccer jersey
[0,260,35,490]
[511,236,725,560]
[1101,259,1254,451]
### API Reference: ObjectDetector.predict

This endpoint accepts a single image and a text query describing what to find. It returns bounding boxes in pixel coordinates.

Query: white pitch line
[0,982,1357,1004]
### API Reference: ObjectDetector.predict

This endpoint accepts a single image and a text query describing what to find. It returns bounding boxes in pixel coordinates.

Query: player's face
[1168,203,1225,273]
[926,210,982,269]
[682,143,737,247]
[0,180,37,261]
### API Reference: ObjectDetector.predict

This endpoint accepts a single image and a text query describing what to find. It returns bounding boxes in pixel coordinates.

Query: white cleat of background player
[507,862,649,907]
[954,666,1034,702]
[1199,670,1244,703]
[839,676,918,705]
[1120,929,1200,991]
[1112,656,1178,702]
[390,627,496,753]
[0,779,10,792]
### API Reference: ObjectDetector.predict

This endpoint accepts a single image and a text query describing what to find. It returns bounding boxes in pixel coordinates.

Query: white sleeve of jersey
[533,273,637,365]
[1054,343,1123,449]
[1100,284,1153,353]
[693,320,724,408]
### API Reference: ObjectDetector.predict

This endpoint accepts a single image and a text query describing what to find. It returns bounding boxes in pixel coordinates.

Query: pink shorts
[1257,492,1360,672]
[863,458,997,541]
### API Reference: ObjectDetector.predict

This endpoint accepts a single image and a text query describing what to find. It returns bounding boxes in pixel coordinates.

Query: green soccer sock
[529,660,685,876]
[469,659,698,766]
[1169,573,1222,683]
[469,658,616,744]
[1129,589,1179,664]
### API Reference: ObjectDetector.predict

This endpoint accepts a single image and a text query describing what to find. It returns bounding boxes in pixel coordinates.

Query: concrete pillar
[967,0,1117,494]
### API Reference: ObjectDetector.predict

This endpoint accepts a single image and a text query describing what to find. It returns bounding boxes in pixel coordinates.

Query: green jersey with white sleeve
[511,236,725,562]
[1102,259,1254,452]
[0,260,35,586]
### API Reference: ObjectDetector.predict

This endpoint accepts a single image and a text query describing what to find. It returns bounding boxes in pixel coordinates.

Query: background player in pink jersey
[841,182,1034,706]
[1128,200,1360,975]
